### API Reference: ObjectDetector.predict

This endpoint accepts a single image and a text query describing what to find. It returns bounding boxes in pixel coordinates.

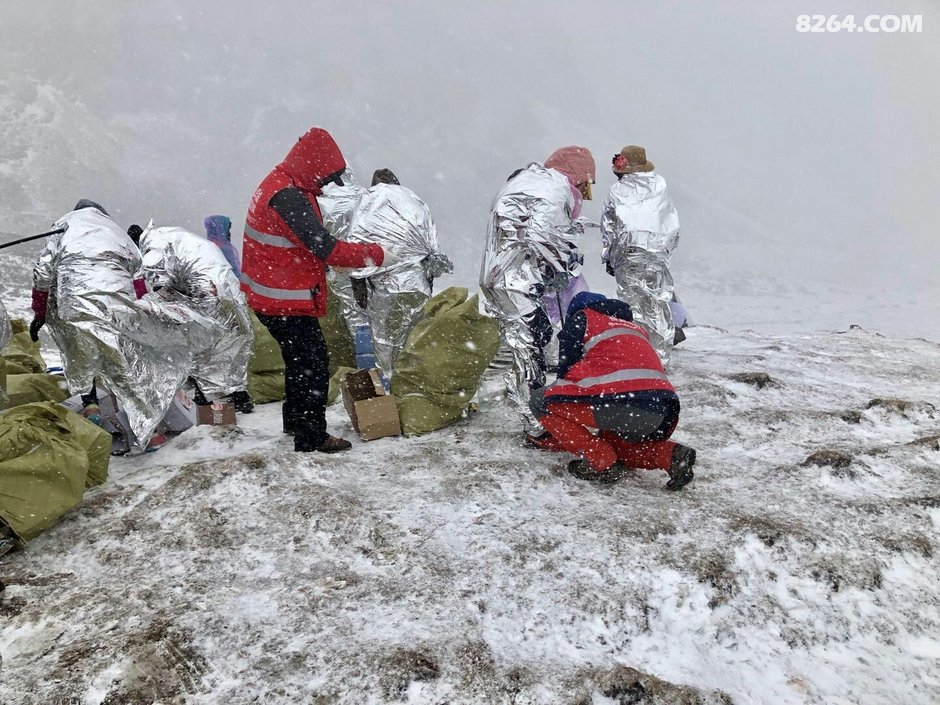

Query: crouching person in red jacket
[241,127,384,453]
[529,292,696,489]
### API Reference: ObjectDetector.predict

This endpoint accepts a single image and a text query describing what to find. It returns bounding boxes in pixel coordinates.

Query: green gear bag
[1,320,46,375]
[391,287,500,436]
[4,373,70,408]
[322,283,356,375]
[0,402,110,543]
[247,311,285,404]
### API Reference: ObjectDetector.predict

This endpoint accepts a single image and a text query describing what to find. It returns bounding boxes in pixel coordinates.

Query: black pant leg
[257,313,330,446]
[80,380,99,408]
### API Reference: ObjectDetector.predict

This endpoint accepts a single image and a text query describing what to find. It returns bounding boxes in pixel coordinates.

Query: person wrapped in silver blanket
[479,146,596,428]
[30,201,218,446]
[345,168,453,379]
[601,145,681,364]
[138,224,254,412]
[318,167,370,337]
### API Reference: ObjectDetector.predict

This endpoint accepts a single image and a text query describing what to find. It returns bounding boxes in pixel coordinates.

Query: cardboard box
[195,401,237,426]
[341,368,401,441]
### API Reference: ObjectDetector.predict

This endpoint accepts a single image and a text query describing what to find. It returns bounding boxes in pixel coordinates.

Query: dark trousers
[257,313,330,446]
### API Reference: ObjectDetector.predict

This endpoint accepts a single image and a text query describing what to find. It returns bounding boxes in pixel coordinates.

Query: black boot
[666,444,696,490]
[294,428,352,453]
[190,379,210,406]
[228,390,254,414]
[567,459,625,484]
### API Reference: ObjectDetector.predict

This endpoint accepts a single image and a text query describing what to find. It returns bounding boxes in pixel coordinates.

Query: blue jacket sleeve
[556,310,587,379]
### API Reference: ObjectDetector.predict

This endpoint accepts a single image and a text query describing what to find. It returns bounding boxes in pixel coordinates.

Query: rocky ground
[1,324,938,704]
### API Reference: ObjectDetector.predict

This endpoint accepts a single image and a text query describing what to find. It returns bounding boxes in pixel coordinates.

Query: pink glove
[133,278,148,299]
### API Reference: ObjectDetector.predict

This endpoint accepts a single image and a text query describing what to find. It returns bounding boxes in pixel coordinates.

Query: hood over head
[371,168,400,186]
[73,199,109,216]
[567,291,634,323]
[278,127,347,194]
[204,215,232,242]
[544,146,596,187]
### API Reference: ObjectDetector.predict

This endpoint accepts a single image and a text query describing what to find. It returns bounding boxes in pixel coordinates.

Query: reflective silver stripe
[582,326,647,355]
[573,368,670,388]
[240,272,312,301]
[244,223,295,249]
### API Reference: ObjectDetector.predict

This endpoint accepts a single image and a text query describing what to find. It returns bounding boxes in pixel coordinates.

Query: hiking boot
[567,458,626,484]
[228,390,254,414]
[317,435,352,453]
[294,431,352,453]
[666,444,696,490]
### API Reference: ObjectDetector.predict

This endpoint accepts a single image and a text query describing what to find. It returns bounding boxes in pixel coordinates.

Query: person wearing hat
[601,145,681,364]
[528,291,696,489]
[480,146,596,429]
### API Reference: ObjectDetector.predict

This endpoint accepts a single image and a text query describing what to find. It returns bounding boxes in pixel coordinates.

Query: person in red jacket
[241,127,384,452]
[529,291,696,489]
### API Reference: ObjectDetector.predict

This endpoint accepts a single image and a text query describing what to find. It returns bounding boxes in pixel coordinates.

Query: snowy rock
[802,449,854,470]
[727,371,777,389]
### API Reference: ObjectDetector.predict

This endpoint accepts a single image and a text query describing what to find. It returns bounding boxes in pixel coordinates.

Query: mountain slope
[1,326,938,704]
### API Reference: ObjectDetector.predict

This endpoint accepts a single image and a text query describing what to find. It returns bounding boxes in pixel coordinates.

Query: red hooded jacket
[240,128,383,317]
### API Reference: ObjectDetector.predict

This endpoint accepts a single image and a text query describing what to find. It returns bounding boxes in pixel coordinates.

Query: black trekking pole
[0,227,66,251]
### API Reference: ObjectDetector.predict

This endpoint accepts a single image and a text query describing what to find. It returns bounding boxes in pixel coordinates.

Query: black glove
[351,278,370,310]
[605,260,615,277]
[29,317,45,342]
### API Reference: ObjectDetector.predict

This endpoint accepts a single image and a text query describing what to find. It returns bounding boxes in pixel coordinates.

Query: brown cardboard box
[341,368,401,441]
[195,401,238,426]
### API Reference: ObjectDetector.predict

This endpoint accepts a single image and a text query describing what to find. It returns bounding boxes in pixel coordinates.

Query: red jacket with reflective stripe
[546,308,675,398]
[240,127,381,317]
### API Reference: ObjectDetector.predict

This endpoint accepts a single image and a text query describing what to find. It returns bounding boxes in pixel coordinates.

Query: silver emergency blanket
[601,172,680,363]
[0,297,10,353]
[32,208,218,444]
[318,168,369,331]
[345,183,453,377]
[139,225,252,399]
[479,163,581,426]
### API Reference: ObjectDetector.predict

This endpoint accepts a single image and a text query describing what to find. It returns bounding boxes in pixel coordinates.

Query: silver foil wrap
[140,225,253,399]
[33,208,217,444]
[346,184,452,376]
[601,172,680,363]
[319,168,369,331]
[479,163,580,426]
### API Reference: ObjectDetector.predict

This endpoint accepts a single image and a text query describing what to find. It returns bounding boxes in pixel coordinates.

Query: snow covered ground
[1,319,938,704]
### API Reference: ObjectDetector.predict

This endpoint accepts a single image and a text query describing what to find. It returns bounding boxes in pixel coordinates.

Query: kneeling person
[530,292,695,489]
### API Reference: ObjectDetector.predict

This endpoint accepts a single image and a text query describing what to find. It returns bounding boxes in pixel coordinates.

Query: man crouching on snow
[528,292,696,489]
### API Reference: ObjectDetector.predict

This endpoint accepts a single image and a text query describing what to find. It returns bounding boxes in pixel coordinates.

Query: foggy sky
[1,1,937,335]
